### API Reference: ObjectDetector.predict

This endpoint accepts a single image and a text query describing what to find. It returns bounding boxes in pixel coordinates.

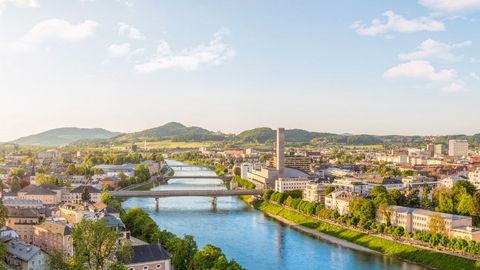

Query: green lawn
[256,201,478,270]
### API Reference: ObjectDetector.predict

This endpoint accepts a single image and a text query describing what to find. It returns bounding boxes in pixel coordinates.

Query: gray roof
[70,185,101,194]
[5,238,41,261]
[3,198,43,206]
[19,185,56,196]
[118,244,171,264]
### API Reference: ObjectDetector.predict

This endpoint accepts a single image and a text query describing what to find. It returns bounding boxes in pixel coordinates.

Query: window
[157,264,162,269]
[144,266,149,270]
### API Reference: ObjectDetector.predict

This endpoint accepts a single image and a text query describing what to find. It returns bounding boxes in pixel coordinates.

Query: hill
[12,127,122,146]
[115,122,219,142]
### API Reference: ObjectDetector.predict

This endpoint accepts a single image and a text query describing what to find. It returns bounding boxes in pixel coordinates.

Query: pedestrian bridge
[163,175,230,181]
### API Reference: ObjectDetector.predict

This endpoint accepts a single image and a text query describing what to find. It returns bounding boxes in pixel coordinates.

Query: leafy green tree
[437,192,454,213]
[81,187,91,202]
[263,190,274,200]
[456,193,474,216]
[47,249,69,270]
[134,164,151,183]
[389,189,407,206]
[71,219,130,270]
[233,167,241,176]
[378,203,393,226]
[405,189,420,208]
[324,186,335,196]
[421,184,432,209]
[349,198,375,225]
[166,235,197,270]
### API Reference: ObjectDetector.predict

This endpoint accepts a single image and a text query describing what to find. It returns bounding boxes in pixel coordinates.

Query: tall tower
[276,128,285,178]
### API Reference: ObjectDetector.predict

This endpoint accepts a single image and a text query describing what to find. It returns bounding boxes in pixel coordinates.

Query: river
[122,160,426,270]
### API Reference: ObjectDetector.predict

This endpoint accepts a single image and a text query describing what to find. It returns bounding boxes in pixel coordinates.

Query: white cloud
[118,22,144,40]
[352,10,445,36]
[0,0,37,14]
[469,72,480,80]
[12,19,98,52]
[384,60,457,81]
[442,82,465,92]
[419,0,480,13]
[135,29,235,73]
[107,43,131,58]
[399,39,472,61]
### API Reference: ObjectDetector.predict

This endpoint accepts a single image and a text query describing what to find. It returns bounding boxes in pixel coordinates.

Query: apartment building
[119,244,172,270]
[274,178,311,192]
[376,206,480,241]
[33,221,74,256]
[3,238,48,270]
[331,178,367,194]
[325,191,353,216]
[468,167,480,190]
[270,156,311,172]
[17,185,61,205]
[449,139,469,157]
[6,207,40,243]
[303,182,326,204]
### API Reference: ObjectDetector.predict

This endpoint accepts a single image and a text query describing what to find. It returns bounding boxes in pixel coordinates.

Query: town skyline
[1,0,480,141]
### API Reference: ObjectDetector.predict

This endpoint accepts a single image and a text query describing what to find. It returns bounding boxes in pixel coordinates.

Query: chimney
[276,128,285,178]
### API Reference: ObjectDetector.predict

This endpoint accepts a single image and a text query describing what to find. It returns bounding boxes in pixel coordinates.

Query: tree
[456,193,474,216]
[48,249,69,270]
[389,189,407,206]
[263,190,274,200]
[437,192,454,213]
[428,213,446,234]
[81,187,91,202]
[324,186,335,196]
[405,189,420,208]
[71,219,130,270]
[349,198,375,225]
[233,167,241,176]
[166,235,197,270]
[421,184,432,209]
[0,200,8,259]
[134,164,151,183]
[378,203,393,226]
[193,244,245,270]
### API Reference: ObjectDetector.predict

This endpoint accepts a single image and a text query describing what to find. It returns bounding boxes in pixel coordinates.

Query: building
[274,178,311,192]
[240,163,253,180]
[426,143,435,157]
[438,175,467,188]
[376,206,480,240]
[303,182,326,204]
[6,207,40,243]
[449,139,469,157]
[276,128,285,178]
[37,149,60,160]
[246,167,279,189]
[94,163,137,177]
[3,238,48,270]
[58,203,91,224]
[68,185,102,203]
[33,220,74,256]
[118,243,171,270]
[468,167,480,190]
[434,144,443,156]
[17,185,61,205]
[325,191,352,216]
[332,178,367,194]
[3,198,43,209]
[365,177,404,193]
[270,156,311,173]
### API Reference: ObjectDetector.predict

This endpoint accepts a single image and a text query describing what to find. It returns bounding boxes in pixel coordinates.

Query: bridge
[110,189,264,211]
[167,165,210,171]
[163,175,230,181]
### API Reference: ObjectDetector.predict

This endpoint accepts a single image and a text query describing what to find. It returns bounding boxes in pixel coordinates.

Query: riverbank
[250,199,479,270]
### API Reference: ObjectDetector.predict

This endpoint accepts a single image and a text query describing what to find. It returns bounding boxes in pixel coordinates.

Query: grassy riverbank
[252,200,479,270]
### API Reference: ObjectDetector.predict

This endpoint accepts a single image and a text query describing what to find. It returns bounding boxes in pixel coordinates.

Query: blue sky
[1,0,480,141]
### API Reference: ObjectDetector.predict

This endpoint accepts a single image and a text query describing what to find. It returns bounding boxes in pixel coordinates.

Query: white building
[325,190,352,216]
[449,139,469,157]
[332,178,367,194]
[468,168,480,190]
[438,175,467,188]
[303,183,326,204]
[240,163,253,179]
[274,178,311,192]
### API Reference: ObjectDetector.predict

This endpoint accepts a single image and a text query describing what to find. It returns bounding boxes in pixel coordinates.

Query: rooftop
[118,244,171,264]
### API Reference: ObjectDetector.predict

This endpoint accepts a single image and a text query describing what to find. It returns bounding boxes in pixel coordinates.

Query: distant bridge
[168,165,210,171]
[110,189,264,211]
[163,175,231,181]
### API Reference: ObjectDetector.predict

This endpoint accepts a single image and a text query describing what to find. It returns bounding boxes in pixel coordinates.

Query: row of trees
[117,164,151,188]
[81,152,163,166]
[231,176,256,190]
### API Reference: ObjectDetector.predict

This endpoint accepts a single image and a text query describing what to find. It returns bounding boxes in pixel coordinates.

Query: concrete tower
[276,128,285,178]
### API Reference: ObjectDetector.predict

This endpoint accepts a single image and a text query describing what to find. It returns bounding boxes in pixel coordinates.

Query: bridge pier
[211,196,217,211]
[155,198,159,212]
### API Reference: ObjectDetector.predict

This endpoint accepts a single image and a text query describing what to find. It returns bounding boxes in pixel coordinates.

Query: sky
[1,0,480,141]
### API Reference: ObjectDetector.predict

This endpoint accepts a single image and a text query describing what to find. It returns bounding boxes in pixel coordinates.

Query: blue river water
[122,160,426,270]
